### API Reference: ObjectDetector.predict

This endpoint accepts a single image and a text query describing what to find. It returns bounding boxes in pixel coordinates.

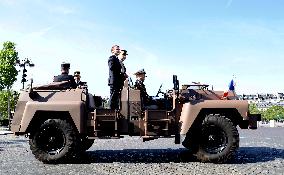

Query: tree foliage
[0,41,19,90]
[249,103,261,114]
[249,103,284,121]
[262,105,284,121]
[0,90,19,120]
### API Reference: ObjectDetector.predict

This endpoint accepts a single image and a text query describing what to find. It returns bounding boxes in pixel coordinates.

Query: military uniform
[53,63,77,89]
[134,79,151,106]
[120,60,127,82]
[119,50,128,83]
[76,80,86,86]
[133,69,152,106]
[74,71,86,87]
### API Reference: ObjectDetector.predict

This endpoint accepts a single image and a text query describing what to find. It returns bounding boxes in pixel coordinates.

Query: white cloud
[21,26,54,39]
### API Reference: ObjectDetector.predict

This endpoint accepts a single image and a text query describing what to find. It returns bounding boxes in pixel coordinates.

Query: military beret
[134,69,146,75]
[121,50,128,55]
[61,62,70,69]
[74,71,80,76]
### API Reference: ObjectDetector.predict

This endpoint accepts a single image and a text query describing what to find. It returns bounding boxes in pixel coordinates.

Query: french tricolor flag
[223,79,236,98]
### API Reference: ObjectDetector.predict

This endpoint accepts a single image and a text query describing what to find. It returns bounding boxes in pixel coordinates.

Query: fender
[19,101,85,133]
[179,100,249,134]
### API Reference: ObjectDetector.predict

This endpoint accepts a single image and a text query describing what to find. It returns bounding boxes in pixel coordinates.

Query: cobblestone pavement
[0,128,283,175]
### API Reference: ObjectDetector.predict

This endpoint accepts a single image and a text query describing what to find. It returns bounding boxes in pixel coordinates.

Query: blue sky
[0,0,283,96]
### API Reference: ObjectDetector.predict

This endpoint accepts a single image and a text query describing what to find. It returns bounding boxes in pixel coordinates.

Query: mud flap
[175,134,180,144]
[248,114,261,129]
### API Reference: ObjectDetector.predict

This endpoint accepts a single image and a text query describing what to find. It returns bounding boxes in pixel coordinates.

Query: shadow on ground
[0,138,28,151]
[71,146,284,164]
[231,147,284,164]
[75,148,195,164]
[0,139,28,145]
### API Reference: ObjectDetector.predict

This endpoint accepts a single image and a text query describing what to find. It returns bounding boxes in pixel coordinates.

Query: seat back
[120,87,142,119]
[88,93,95,110]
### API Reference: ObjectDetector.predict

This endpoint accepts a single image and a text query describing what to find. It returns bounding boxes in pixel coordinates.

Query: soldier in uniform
[108,45,124,110]
[74,71,86,87]
[118,49,128,83]
[134,69,158,109]
[53,62,77,89]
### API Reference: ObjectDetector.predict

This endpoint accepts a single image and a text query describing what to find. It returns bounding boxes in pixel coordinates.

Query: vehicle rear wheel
[29,119,79,163]
[183,115,239,163]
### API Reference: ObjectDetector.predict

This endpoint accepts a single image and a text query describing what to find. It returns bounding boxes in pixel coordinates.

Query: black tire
[184,115,239,163]
[197,115,239,163]
[29,119,79,163]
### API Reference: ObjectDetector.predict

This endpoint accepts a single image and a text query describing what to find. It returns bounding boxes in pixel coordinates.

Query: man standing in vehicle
[108,45,124,110]
[54,62,76,89]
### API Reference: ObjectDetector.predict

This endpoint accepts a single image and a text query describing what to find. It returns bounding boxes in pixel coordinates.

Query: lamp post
[16,58,35,89]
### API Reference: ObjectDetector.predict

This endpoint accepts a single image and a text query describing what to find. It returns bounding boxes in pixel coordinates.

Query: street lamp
[16,58,35,89]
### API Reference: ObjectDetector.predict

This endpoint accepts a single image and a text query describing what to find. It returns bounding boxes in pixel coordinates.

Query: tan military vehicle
[11,75,260,163]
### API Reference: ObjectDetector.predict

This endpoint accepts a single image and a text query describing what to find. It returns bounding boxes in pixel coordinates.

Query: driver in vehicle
[53,62,77,89]
[134,69,158,110]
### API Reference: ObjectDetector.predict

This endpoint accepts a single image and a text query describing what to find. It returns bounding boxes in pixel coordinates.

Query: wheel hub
[36,125,66,155]
[201,124,228,154]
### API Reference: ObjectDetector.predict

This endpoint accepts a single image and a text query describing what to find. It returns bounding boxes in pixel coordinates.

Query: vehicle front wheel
[183,115,239,163]
[197,115,239,163]
[29,119,79,163]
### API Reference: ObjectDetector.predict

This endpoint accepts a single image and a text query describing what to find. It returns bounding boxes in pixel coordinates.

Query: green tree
[0,41,19,90]
[263,105,284,121]
[0,41,19,124]
[0,90,19,120]
[249,103,261,114]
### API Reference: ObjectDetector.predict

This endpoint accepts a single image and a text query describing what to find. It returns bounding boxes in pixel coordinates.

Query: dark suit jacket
[53,73,77,88]
[108,55,123,88]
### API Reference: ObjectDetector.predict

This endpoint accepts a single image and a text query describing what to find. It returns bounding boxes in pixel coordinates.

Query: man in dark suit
[53,62,77,89]
[108,45,124,110]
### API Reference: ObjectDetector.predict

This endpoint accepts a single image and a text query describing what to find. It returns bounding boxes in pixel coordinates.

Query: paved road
[0,128,283,175]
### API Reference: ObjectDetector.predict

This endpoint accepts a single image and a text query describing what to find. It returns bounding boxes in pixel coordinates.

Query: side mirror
[28,78,38,99]
[30,78,33,86]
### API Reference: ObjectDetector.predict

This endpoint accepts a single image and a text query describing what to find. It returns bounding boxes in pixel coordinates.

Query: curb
[0,131,13,135]
[0,128,10,131]
[0,128,13,135]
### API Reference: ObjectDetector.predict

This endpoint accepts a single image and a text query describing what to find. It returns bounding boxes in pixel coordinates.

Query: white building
[238,93,284,110]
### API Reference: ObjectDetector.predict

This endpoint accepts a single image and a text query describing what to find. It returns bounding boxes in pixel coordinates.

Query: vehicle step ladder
[92,109,119,137]
[143,110,170,137]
